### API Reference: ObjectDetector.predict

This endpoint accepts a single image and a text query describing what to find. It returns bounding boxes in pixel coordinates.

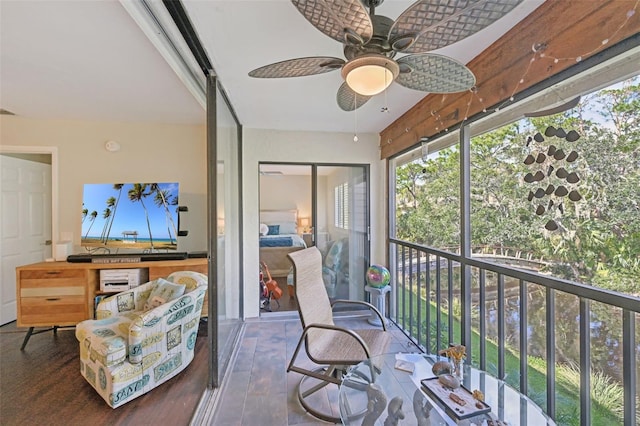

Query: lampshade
[341,55,399,96]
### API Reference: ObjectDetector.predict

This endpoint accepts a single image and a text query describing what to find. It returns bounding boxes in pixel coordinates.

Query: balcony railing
[389,238,639,426]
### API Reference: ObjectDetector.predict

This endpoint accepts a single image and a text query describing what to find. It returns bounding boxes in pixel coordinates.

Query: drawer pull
[46,271,61,275]
[45,298,61,301]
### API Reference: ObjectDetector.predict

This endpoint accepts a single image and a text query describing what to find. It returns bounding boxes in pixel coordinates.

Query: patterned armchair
[75,271,207,408]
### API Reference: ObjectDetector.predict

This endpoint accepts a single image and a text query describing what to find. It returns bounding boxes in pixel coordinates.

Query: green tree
[83,211,98,239]
[128,183,154,249]
[105,184,124,243]
[151,184,178,244]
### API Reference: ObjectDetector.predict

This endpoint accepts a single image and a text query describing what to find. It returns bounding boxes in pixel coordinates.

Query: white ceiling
[0,0,543,133]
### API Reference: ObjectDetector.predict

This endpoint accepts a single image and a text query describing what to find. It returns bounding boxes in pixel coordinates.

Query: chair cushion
[143,278,185,311]
[306,327,391,365]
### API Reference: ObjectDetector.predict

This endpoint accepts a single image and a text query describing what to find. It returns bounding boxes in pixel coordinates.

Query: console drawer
[19,295,88,326]
[17,268,89,327]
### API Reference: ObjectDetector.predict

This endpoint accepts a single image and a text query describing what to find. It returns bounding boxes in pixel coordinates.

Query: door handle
[44,240,52,246]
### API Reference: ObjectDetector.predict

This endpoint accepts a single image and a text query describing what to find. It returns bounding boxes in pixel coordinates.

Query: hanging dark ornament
[544,126,557,137]
[524,154,535,165]
[566,151,579,162]
[547,145,557,156]
[527,190,535,201]
[545,220,558,231]
[548,199,554,209]
[534,188,546,198]
[555,128,567,138]
[566,172,580,184]
[536,205,546,215]
[534,132,545,142]
[566,130,580,142]
[536,152,547,163]
[534,171,545,181]
[524,173,535,183]
[526,136,533,147]
[558,203,564,214]
[555,186,568,197]
[553,149,566,160]
[568,190,582,201]
[545,184,555,195]
[556,167,569,179]
[547,165,555,176]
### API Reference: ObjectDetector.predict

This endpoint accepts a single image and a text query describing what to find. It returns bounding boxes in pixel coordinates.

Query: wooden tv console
[15,258,208,349]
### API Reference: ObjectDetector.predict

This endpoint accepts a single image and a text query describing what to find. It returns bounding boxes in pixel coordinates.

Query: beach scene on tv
[81,182,180,251]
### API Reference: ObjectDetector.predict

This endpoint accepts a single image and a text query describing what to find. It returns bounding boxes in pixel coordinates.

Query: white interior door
[0,154,52,325]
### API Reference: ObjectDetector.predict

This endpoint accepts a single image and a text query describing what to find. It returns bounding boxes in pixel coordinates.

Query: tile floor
[210,313,417,425]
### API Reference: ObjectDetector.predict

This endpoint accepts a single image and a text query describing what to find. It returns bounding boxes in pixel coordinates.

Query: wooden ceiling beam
[380,0,640,159]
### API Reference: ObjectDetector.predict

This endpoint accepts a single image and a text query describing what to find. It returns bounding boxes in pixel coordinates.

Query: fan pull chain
[381,64,389,113]
[353,92,359,142]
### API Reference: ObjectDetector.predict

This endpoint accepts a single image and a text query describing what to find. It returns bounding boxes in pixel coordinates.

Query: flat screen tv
[81,182,180,252]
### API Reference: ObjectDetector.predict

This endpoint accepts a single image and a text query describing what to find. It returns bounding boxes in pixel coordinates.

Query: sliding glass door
[315,165,369,302]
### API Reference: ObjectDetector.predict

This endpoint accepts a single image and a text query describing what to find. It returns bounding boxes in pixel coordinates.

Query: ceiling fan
[249,0,523,111]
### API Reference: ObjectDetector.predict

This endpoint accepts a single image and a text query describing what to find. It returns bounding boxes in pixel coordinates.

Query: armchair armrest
[95,281,156,319]
[128,286,207,364]
[330,299,388,331]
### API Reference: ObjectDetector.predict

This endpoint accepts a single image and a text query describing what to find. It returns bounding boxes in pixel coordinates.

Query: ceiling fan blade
[396,53,475,93]
[291,0,373,46]
[337,82,371,111]
[248,57,345,78]
[389,0,523,53]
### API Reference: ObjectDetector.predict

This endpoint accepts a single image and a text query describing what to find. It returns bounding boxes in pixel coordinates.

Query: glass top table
[339,353,556,426]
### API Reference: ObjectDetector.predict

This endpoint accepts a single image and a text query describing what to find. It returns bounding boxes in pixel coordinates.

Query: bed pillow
[267,225,280,235]
[143,278,186,311]
[278,221,297,235]
[260,223,269,236]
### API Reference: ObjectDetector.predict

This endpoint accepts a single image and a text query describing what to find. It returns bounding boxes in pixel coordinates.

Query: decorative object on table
[438,344,466,378]
[412,389,431,426]
[383,396,405,426]
[431,360,452,376]
[438,373,461,390]
[421,377,491,420]
[362,383,387,426]
[394,358,415,373]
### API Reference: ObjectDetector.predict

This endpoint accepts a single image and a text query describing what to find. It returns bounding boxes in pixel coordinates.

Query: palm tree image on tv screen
[81,182,180,251]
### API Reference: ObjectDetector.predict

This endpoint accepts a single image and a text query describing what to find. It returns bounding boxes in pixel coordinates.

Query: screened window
[469,75,639,295]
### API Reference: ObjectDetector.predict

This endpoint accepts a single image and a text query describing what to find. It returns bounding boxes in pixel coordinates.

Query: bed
[259,210,307,278]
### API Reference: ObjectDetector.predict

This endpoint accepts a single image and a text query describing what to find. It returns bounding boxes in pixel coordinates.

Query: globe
[366,265,390,288]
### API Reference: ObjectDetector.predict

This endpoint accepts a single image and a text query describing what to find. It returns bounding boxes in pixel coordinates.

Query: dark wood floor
[0,320,208,426]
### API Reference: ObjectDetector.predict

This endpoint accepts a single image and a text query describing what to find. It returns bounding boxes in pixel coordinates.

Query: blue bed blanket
[260,236,293,247]
[259,234,307,248]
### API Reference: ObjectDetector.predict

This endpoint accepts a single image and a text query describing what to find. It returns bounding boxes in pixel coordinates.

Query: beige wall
[243,128,386,318]
[0,116,208,253]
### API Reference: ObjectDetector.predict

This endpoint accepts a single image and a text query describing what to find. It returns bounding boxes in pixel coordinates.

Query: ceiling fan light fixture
[342,55,399,96]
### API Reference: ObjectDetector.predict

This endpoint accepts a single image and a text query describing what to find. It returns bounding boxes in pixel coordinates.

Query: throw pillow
[259,223,269,236]
[143,278,186,311]
[267,224,280,235]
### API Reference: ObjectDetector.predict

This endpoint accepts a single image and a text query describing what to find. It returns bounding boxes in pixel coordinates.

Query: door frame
[0,145,59,258]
